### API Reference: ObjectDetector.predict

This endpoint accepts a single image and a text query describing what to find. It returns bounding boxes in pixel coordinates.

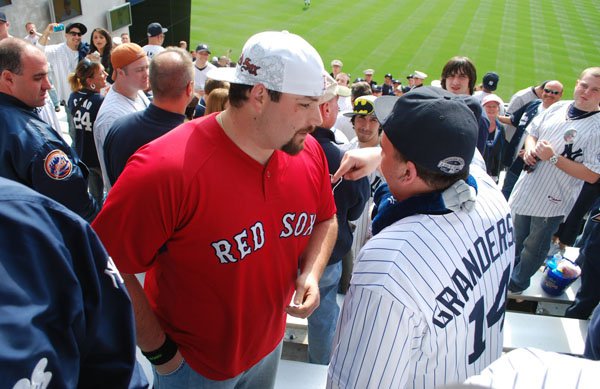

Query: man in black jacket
[307,75,370,365]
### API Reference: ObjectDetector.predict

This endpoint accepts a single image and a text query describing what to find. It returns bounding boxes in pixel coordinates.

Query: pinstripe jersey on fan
[328,165,515,388]
[509,100,600,217]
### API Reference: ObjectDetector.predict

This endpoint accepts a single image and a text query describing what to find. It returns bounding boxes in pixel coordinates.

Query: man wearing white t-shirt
[142,22,167,60]
[193,43,216,97]
[94,43,150,190]
[38,22,87,104]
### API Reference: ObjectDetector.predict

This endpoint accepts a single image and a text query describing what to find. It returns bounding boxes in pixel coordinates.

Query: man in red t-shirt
[92,30,337,388]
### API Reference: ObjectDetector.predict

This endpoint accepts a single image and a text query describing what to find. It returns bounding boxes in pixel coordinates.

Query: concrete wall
[1,0,129,44]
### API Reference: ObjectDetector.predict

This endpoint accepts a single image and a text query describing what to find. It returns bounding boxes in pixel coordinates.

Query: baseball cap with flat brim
[343,95,378,118]
[66,22,87,35]
[375,87,477,175]
[207,30,326,97]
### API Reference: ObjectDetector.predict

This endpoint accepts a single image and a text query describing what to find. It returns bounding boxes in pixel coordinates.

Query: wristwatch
[549,154,559,165]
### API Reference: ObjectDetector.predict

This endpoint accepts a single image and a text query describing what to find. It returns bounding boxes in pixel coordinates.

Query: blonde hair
[205,88,229,115]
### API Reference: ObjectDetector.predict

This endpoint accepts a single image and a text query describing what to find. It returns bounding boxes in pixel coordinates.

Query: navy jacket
[0,92,98,221]
[502,99,543,167]
[0,177,139,388]
[313,127,370,262]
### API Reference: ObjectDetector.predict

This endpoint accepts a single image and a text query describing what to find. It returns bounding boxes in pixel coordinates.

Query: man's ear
[248,83,268,112]
[0,70,14,89]
[319,100,329,120]
[186,80,194,98]
[402,160,420,184]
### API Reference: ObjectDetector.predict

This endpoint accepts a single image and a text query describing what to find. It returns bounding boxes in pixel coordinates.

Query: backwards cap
[209,30,327,97]
[375,87,477,175]
[111,43,146,69]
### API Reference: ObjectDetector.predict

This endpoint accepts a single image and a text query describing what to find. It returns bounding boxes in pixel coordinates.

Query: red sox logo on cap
[238,56,261,76]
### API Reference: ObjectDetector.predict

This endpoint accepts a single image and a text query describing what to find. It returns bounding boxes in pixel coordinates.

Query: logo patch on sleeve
[43,149,73,180]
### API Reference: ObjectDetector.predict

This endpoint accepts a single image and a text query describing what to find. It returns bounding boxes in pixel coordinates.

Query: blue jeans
[509,214,563,292]
[501,159,523,200]
[566,201,600,319]
[153,342,282,389]
[307,261,342,365]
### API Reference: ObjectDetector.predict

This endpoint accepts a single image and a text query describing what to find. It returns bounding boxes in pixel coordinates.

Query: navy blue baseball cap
[195,44,211,53]
[0,11,7,23]
[483,72,499,91]
[147,22,167,37]
[375,87,477,175]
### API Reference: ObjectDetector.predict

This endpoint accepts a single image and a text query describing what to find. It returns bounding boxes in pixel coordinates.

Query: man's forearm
[299,216,337,280]
[122,273,167,351]
[554,156,600,184]
[523,135,537,154]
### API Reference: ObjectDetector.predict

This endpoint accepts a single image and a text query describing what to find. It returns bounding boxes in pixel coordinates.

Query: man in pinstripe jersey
[508,67,600,293]
[328,88,515,388]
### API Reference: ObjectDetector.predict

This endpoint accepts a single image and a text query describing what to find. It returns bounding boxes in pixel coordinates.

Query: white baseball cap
[209,30,327,97]
[413,70,428,79]
[321,71,351,102]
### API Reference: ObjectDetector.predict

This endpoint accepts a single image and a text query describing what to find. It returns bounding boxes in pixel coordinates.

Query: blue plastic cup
[541,263,579,296]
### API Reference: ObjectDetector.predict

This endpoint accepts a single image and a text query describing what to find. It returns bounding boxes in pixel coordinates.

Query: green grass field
[190,0,600,100]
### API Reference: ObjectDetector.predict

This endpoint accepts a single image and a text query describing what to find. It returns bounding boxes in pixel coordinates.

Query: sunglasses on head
[68,31,83,36]
[543,88,560,95]
[80,57,92,70]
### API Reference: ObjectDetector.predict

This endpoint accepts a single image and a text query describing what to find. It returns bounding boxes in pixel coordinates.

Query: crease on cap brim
[374,95,400,125]
[206,67,236,83]
[320,71,350,102]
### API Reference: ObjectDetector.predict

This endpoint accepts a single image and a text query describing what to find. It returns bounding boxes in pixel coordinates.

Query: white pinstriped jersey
[327,165,515,389]
[465,348,600,388]
[344,139,383,260]
[509,100,600,218]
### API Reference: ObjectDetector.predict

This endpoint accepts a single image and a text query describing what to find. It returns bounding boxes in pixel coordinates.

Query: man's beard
[281,126,315,155]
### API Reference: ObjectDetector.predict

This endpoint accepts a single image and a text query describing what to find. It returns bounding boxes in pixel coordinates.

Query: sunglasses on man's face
[68,31,83,37]
[543,88,560,95]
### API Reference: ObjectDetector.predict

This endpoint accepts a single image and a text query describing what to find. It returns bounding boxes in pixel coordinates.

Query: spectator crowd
[0,9,599,388]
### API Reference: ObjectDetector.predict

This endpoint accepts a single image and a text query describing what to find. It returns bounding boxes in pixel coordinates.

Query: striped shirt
[465,347,600,388]
[343,139,383,260]
[328,165,514,388]
[509,100,600,218]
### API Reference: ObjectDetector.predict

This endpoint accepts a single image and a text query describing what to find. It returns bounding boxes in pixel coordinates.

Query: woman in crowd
[481,94,506,183]
[67,59,108,206]
[204,87,229,115]
[89,27,113,83]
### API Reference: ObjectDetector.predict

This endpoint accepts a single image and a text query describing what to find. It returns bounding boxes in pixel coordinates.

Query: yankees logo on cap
[44,149,73,180]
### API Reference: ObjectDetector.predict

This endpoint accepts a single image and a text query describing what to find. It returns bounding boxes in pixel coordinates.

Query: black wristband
[141,334,178,365]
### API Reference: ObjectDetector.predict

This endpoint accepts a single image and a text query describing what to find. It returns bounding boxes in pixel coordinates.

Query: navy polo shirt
[103,104,186,186]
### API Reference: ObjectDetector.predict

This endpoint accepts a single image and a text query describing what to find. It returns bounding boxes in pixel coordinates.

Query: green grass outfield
[190,0,600,101]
